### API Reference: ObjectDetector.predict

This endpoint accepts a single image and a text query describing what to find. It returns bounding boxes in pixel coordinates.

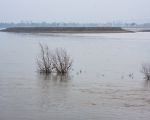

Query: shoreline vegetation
[0,27,132,33]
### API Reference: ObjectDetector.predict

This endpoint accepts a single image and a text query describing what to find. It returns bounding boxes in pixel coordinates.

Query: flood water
[0,32,150,120]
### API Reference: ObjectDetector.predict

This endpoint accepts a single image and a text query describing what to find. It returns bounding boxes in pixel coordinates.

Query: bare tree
[141,63,150,80]
[52,48,73,74]
[37,43,53,73]
[37,44,73,74]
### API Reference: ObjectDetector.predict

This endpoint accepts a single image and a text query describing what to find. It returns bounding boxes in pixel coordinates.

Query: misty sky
[0,0,150,23]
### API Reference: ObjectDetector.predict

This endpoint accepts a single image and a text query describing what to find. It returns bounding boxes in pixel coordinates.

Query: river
[0,32,150,120]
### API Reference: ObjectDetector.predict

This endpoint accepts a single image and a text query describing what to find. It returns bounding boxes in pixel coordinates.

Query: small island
[140,30,150,32]
[0,27,131,33]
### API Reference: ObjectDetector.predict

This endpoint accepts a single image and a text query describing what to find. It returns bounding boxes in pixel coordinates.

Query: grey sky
[0,0,150,23]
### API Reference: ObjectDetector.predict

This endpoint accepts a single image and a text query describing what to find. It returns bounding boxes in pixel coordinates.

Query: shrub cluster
[141,63,150,80]
[37,44,73,74]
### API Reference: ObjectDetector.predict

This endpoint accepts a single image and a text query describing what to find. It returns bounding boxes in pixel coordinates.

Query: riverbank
[140,30,150,32]
[0,27,132,33]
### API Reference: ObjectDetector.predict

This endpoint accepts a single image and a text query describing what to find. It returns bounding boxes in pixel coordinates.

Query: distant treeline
[0,22,150,28]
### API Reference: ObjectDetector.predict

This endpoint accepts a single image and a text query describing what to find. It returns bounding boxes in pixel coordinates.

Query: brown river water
[0,32,150,120]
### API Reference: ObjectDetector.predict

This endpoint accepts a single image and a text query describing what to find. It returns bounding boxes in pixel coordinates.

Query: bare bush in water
[141,63,150,80]
[52,48,73,74]
[37,44,53,73]
[37,44,73,74]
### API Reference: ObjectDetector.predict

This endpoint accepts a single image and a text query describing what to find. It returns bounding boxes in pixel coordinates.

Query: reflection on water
[144,79,150,89]
[37,73,71,82]
[35,73,72,112]
[51,73,71,82]
[37,73,72,89]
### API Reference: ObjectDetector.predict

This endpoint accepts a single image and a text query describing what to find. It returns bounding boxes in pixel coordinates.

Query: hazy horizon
[0,0,150,23]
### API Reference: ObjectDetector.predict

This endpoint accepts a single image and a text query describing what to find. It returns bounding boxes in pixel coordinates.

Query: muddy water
[0,32,150,120]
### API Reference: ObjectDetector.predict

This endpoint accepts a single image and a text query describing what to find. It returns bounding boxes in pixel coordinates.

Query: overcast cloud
[0,0,149,23]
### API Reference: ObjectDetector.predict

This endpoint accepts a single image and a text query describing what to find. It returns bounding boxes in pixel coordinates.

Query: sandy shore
[0,27,132,33]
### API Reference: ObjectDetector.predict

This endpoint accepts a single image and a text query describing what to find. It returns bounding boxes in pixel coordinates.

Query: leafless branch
[37,43,53,73]
[37,44,73,74]
[52,48,73,74]
[141,63,150,80]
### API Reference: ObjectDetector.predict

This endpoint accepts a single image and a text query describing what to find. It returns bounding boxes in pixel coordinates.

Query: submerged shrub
[37,43,53,73]
[52,48,73,74]
[37,44,73,74]
[141,63,150,80]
